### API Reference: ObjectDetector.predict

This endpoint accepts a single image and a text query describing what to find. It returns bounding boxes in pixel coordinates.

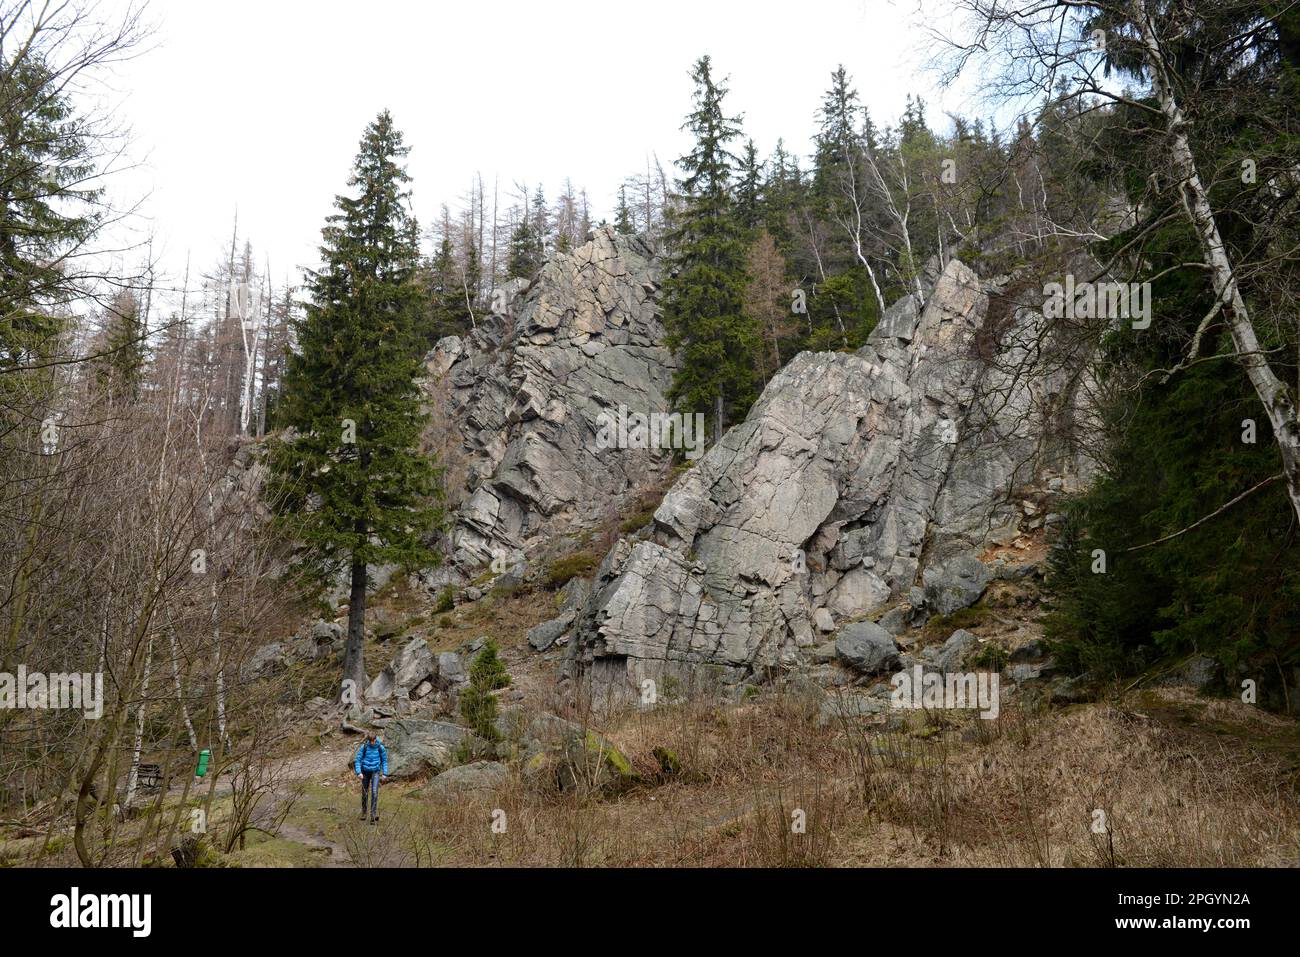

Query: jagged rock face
[425,226,678,573]
[566,259,1091,705]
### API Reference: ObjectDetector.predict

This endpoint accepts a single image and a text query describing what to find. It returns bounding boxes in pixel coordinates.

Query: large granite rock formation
[564,259,1092,705]
[423,226,679,575]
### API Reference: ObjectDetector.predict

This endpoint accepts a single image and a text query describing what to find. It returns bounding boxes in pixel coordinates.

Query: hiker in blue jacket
[354,731,388,823]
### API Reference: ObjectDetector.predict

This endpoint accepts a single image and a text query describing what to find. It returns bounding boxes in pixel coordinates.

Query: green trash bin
[196,749,210,779]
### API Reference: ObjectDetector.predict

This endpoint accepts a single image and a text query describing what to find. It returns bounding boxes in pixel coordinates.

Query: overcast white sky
[96,0,974,299]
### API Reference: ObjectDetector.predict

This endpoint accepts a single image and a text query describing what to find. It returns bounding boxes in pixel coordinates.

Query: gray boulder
[1010,638,1049,662]
[436,651,467,686]
[810,641,838,664]
[244,642,286,680]
[365,637,436,702]
[424,761,509,797]
[527,615,571,652]
[921,556,992,616]
[876,606,909,636]
[384,719,479,779]
[924,629,979,673]
[835,621,901,675]
[817,692,888,727]
[1159,654,1219,692]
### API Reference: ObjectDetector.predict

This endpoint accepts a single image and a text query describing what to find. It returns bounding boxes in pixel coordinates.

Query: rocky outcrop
[243,620,344,680]
[565,259,1092,705]
[360,640,467,718]
[423,226,679,577]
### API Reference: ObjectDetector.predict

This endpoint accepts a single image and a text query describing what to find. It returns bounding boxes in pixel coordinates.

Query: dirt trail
[274,821,351,866]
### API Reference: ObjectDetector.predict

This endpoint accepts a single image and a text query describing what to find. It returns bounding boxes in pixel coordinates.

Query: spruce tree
[459,638,511,745]
[507,217,541,280]
[268,111,444,703]
[735,138,763,232]
[95,290,146,401]
[614,186,635,235]
[661,56,760,438]
[420,232,473,345]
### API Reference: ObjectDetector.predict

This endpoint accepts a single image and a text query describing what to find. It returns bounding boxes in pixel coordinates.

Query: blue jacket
[355,739,388,775]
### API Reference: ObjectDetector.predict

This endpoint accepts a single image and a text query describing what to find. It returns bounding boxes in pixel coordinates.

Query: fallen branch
[1124,473,1284,552]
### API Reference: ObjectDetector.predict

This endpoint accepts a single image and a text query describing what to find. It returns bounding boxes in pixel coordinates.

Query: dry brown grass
[370,686,1300,868]
[15,680,1293,868]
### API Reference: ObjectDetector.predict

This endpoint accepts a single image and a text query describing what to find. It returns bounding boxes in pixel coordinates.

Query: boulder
[527,615,572,652]
[834,621,901,675]
[436,652,467,686]
[810,641,838,664]
[495,709,637,793]
[1010,638,1049,663]
[244,642,286,680]
[921,556,992,616]
[423,761,509,797]
[925,629,979,673]
[876,606,909,636]
[364,637,436,702]
[311,619,344,644]
[1159,654,1219,692]
[817,692,888,726]
[383,719,479,779]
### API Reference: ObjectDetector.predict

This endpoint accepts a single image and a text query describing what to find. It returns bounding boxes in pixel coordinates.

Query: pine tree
[1,56,100,380]
[661,55,760,438]
[420,230,472,345]
[614,186,635,235]
[268,111,444,703]
[459,638,511,744]
[735,138,763,232]
[94,290,147,401]
[761,138,804,256]
[812,66,873,205]
[507,217,541,280]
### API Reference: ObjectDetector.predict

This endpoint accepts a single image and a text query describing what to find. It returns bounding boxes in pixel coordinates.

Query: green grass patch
[544,552,599,589]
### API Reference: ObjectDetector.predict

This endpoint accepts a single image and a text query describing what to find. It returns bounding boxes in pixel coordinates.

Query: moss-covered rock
[652,746,681,776]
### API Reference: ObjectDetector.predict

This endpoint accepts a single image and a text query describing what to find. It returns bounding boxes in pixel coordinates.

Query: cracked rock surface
[423,226,679,576]
[565,259,1093,705]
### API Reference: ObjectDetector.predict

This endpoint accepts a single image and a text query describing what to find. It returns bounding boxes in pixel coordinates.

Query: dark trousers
[360,770,380,818]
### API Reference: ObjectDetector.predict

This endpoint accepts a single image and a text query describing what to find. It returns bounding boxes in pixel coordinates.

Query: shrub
[619,506,658,535]
[458,638,511,744]
[470,639,512,691]
[971,644,1009,670]
[545,552,598,589]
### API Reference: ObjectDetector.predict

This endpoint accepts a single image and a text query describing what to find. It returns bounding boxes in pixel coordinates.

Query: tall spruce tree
[94,290,146,401]
[735,138,763,231]
[506,217,541,280]
[420,232,473,345]
[268,111,443,703]
[1,55,101,382]
[614,185,635,235]
[661,55,759,437]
